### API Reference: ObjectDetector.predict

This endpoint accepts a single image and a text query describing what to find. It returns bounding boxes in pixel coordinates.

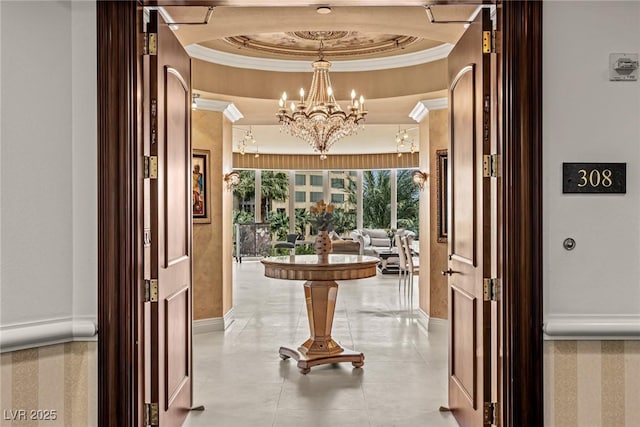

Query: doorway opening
[97,2,543,426]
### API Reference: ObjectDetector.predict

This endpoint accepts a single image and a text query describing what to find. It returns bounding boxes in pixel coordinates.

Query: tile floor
[185,259,457,427]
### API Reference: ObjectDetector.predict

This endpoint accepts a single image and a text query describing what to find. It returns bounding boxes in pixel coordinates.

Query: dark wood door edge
[500,2,544,426]
[97,2,142,426]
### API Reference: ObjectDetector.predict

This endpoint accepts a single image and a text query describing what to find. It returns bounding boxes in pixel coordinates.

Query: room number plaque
[563,163,626,194]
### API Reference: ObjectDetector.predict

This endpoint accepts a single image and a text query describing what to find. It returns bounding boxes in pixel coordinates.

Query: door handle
[441,268,457,276]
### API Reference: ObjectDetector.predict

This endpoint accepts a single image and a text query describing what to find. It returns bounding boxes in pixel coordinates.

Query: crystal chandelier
[276,42,367,160]
[395,127,417,157]
[237,126,259,157]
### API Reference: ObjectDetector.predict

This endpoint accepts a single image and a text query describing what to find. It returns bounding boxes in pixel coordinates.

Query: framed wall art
[192,149,211,224]
[436,149,448,243]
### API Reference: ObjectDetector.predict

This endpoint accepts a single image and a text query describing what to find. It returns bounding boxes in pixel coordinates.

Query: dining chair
[395,234,408,291]
[274,233,298,254]
[401,235,420,295]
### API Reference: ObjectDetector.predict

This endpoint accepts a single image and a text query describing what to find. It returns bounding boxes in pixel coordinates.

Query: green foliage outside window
[233,170,289,221]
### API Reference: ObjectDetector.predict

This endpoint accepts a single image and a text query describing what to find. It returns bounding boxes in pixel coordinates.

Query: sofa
[349,228,416,256]
[330,237,361,255]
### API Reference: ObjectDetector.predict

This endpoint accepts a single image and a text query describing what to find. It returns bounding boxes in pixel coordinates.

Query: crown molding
[409,97,448,122]
[186,43,453,73]
[196,99,244,122]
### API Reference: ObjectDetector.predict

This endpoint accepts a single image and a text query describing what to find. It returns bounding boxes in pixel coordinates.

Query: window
[363,170,391,229]
[310,192,323,202]
[295,191,306,202]
[331,178,344,189]
[295,174,306,185]
[328,170,356,235]
[310,175,323,186]
[232,169,256,218]
[396,169,419,236]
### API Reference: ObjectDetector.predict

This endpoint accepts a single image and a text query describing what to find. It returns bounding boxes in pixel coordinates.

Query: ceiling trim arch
[186,42,454,72]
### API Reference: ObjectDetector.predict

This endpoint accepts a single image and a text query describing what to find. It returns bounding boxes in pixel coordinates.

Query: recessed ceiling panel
[218,31,421,59]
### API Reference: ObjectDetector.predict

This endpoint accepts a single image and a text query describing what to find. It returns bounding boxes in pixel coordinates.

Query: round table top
[261,254,379,282]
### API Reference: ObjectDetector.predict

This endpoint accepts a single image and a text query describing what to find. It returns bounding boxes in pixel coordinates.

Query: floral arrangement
[386,228,397,239]
[310,200,334,232]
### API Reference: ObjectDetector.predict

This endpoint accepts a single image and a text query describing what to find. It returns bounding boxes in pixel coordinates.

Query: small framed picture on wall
[436,149,448,243]
[192,149,211,224]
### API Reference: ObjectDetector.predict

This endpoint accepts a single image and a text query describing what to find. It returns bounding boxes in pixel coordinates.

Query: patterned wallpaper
[544,340,640,427]
[233,152,420,171]
[0,342,96,427]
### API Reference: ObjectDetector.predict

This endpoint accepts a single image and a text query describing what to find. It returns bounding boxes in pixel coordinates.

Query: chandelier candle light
[277,42,367,160]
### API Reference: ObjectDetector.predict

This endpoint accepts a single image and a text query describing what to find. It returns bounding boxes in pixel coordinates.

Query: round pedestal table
[261,254,379,374]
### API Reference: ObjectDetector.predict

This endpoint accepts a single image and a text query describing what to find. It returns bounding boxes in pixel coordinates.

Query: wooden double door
[446,8,501,427]
[142,9,193,427]
[138,6,501,427]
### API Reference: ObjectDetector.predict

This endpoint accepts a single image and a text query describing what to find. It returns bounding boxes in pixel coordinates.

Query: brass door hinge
[483,278,500,302]
[483,154,500,178]
[144,32,157,55]
[483,401,499,425]
[483,30,498,54]
[144,402,159,426]
[482,30,492,53]
[144,156,158,179]
[145,279,158,303]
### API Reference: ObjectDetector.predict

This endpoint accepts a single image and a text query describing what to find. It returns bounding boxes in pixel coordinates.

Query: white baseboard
[0,317,98,353]
[193,309,235,334]
[192,317,224,334]
[416,309,448,331]
[416,308,430,330]
[223,308,235,329]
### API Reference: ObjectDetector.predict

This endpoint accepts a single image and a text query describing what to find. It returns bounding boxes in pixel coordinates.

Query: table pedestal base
[278,279,365,374]
[279,346,364,374]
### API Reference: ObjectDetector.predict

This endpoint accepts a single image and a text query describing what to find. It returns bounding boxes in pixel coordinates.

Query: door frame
[97,2,543,426]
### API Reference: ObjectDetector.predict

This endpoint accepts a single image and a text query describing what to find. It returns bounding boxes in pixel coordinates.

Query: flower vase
[314,230,332,262]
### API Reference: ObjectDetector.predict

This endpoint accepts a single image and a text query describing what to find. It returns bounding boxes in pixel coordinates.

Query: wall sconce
[223,171,240,191]
[192,93,200,110]
[412,170,428,190]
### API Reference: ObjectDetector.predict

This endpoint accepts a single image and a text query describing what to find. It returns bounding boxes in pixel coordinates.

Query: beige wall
[544,340,640,427]
[417,116,430,315]
[192,110,234,320]
[417,108,448,320]
[0,342,97,427]
[194,59,447,101]
[222,117,234,315]
[427,109,448,319]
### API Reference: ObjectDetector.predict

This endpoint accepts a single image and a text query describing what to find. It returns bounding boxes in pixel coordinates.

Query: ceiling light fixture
[316,6,332,15]
[276,40,367,160]
[395,127,418,157]
[396,127,409,148]
[236,126,257,156]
